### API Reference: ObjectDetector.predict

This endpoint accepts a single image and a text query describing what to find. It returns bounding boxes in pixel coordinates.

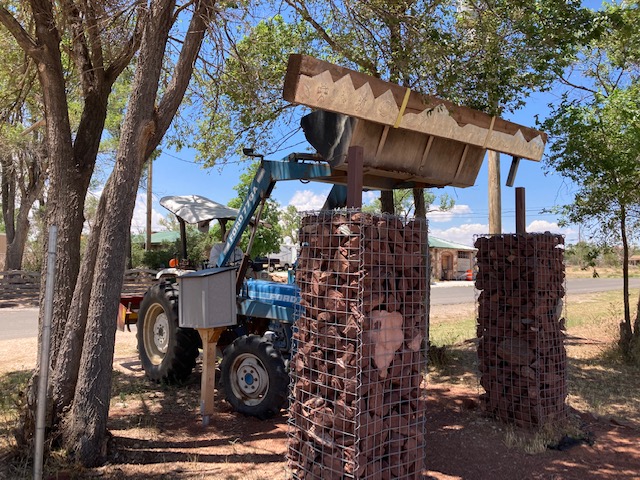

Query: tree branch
[149,0,216,157]
[558,76,598,96]
[284,0,379,76]
[83,0,105,73]
[0,5,41,61]
[105,4,145,84]
[172,0,197,24]
[59,0,97,94]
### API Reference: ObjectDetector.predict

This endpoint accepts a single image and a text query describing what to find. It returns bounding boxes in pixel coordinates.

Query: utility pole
[488,150,501,234]
[146,160,152,250]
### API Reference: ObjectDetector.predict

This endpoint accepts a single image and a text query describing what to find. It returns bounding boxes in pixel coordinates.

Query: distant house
[429,237,477,281]
[629,255,640,266]
[131,231,180,250]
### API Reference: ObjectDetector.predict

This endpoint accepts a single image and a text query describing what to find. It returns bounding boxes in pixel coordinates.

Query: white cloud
[526,220,578,243]
[288,189,329,211]
[430,220,579,247]
[429,223,487,247]
[526,219,563,233]
[362,191,378,205]
[130,193,165,233]
[427,204,473,223]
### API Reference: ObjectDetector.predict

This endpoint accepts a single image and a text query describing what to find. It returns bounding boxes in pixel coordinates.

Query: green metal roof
[131,231,180,244]
[429,236,476,251]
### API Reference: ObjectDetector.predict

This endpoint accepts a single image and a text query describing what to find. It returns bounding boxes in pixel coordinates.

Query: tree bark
[634,291,640,340]
[618,206,633,355]
[413,188,426,220]
[1,153,19,267]
[380,190,395,214]
[50,192,107,426]
[2,143,46,270]
[62,0,213,465]
[2,0,141,451]
[8,0,83,448]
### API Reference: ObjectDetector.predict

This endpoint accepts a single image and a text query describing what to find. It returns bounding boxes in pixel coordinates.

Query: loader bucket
[286,54,547,190]
[303,110,488,189]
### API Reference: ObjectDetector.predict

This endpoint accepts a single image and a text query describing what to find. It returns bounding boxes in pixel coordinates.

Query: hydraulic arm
[216,154,345,270]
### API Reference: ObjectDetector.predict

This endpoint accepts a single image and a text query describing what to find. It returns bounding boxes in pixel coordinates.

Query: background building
[429,237,477,281]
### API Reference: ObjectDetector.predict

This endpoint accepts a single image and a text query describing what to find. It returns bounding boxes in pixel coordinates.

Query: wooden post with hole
[516,187,526,235]
[346,146,364,208]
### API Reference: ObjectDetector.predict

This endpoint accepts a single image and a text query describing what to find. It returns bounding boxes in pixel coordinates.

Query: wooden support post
[506,156,521,187]
[516,187,526,235]
[488,150,502,234]
[346,146,364,208]
[197,327,224,426]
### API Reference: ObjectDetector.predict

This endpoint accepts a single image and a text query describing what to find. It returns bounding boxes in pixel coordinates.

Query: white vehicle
[266,245,297,271]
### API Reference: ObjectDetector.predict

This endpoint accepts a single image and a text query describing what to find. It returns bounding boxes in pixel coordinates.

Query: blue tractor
[136,146,350,419]
[133,98,538,417]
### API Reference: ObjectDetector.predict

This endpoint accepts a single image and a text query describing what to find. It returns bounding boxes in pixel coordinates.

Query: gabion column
[288,211,429,479]
[475,233,567,427]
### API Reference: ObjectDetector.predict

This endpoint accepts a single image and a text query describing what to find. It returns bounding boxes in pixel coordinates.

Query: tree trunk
[126,232,133,270]
[380,190,394,214]
[63,160,147,464]
[413,188,426,220]
[633,291,640,340]
[618,206,633,356]
[4,210,30,270]
[2,147,46,270]
[6,0,130,450]
[9,0,78,449]
[1,153,18,264]
[62,0,213,464]
[50,193,107,426]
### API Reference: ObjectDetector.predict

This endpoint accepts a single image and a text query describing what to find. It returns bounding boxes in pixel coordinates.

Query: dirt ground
[1,307,640,479]
[102,344,640,480]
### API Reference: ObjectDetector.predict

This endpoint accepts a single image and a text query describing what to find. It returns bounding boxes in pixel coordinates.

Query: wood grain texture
[284,54,547,161]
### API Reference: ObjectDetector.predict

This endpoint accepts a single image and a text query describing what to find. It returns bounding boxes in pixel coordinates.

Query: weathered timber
[284,54,547,162]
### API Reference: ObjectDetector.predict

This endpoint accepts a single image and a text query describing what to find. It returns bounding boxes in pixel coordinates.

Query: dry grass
[565,264,640,279]
[428,288,640,429]
[2,285,639,476]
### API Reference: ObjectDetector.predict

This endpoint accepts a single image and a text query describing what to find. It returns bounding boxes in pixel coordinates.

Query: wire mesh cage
[474,233,568,428]
[288,210,429,479]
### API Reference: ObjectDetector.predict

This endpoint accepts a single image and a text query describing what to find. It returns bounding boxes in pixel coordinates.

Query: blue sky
[129,0,615,246]
[130,86,580,248]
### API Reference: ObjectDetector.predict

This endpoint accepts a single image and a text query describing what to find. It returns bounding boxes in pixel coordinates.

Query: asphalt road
[0,307,40,341]
[431,277,640,305]
[1,277,639,341]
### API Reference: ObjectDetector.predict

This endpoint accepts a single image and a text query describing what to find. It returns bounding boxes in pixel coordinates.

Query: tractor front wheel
[220,335,288,419]
[137,283,199,383]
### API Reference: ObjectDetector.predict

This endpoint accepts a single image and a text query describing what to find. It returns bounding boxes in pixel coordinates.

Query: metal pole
[34,225,57,480]
[146,160,153,250]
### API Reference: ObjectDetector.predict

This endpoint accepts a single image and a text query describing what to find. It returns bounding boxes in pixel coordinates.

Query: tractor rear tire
[220,335,288,419]
[137,282,199,383]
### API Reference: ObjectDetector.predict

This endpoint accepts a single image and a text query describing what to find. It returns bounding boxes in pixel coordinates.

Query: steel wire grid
[474,233,568,428]
[288,210,429,479]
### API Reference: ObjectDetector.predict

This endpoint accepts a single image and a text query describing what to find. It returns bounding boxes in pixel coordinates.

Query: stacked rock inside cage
[475,233,568,427]
[288,211,428,480]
